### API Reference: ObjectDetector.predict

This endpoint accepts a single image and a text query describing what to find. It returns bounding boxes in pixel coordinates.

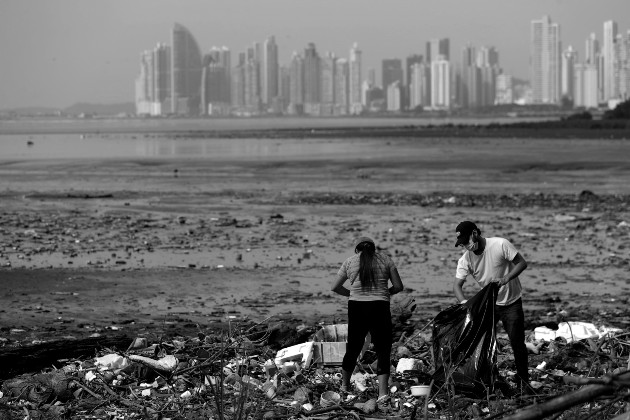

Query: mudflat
[1,120,629,344]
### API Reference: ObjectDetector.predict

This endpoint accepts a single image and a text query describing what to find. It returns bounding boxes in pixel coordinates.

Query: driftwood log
[502,370,630,420]
[0,334,131,379]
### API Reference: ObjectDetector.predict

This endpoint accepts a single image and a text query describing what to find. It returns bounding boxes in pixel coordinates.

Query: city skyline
[1,0,629,109]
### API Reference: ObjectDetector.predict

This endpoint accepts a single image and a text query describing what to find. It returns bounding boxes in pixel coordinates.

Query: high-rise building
[530,15,561,104]
[154,44,171,100]
[231,53,246,111]
[406,54,423,87]
[363,82,384,112]
[618,30,630,100]
[320,52,336,116]
[334,58,349,115]
[574,63,599,108]
[288,52,304,115]
[208,46,231,68]
[262,36,279,108]
[135,43,172,116]
[585,32,599,65]
[479,65,498,107]
[361,80,371,109]
[135,50,153,115]
[603,20,618,100]
[382,59,403,90]
[367,67,376,86]
[561,46,578,102]
[431,56,450,109]
[460,44,479,107]
[386,81,402,111]
[303,43,321,114]
[244,55,261,113]
[598,54,606,103]
[171,23,203,115]
[349,43,363,114]
[201,46,231,115]
[476,46,498,67]
[409,62,429,109]
[495,74,514,105]
[382,59,403,109]
[584,64,600,107]
[404,54,423,110]
[277,65,291,113]
[428,38,450,62]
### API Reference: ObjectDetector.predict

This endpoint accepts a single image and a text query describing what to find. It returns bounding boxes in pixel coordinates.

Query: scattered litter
[534,321,623,342]
[0,313,628,419]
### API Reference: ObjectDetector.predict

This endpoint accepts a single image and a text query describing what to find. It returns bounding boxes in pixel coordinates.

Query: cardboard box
[312,342,346,366]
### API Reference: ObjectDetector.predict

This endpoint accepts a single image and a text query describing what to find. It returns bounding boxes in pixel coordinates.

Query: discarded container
[310,323,369,367]
[128,354,178,373]
[274,342,315,368]
[533,326,557,341]
[313,324,348,342]
[410,385,430,397]
[262,381,276,399]
[263,359,278,377]
[95,354,130,371]
[128,337,148,350]
[312,342,346,366]
[282,361,299,374]
[396,358,423,373]
[320,390,341,407]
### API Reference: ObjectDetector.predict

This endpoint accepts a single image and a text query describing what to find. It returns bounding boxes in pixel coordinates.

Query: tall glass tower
[530,15,561,104]
[349,43,362,114]
[171,23,202,115]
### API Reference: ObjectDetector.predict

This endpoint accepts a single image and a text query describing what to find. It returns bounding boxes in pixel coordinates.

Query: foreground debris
[0,312,629,420]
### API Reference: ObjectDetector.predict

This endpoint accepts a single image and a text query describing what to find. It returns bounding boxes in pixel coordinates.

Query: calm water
[0,134,380,160]
[0,116,560,160]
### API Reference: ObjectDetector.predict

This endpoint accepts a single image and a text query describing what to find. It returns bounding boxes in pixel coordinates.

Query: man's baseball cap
[454,221,478,247]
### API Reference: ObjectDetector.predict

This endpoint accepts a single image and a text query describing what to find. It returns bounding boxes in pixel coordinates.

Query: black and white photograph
[1,1,629,418]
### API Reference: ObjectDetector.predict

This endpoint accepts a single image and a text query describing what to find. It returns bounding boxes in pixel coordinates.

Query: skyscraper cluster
[530,16,630,108]
[135,17,629,117]
[136,24,503,117]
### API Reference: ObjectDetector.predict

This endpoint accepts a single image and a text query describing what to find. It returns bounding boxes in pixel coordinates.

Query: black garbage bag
[431,283,499,398]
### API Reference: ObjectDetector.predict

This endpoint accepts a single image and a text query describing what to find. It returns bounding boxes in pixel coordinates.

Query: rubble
[0,315,628,419]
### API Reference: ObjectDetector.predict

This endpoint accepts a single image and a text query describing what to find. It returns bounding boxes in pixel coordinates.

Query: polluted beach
[3,1,630,416]
[1,118,629,419]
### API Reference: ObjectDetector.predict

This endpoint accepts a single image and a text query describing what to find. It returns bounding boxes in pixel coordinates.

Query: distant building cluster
[531,16,630,109]
[135,17,630,117]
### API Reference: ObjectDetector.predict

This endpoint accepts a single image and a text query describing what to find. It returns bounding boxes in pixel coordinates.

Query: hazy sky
[1,0,629,109]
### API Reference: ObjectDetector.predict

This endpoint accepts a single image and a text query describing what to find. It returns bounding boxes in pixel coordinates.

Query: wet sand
[1,122,630,343]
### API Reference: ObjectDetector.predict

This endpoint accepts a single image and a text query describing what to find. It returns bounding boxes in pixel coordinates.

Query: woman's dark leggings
[342,300,392,375]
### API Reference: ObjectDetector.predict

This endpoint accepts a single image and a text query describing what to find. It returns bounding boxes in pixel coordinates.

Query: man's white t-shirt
[455,237,522,306]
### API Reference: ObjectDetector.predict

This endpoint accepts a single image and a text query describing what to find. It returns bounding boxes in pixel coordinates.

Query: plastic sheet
[431,283,499,398]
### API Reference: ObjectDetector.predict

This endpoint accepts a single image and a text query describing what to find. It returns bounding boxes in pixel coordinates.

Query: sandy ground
[1,128,630,345]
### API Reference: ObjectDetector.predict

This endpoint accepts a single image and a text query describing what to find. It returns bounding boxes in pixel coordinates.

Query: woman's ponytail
[356,241,376,286]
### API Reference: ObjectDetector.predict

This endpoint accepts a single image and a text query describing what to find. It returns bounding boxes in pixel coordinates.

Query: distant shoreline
[0,116,628,139]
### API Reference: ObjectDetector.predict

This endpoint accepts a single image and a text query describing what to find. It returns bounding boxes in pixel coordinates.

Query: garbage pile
[0,317,629,419]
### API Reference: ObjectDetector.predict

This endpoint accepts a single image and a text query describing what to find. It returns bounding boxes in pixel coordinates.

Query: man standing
[453,221,530,392]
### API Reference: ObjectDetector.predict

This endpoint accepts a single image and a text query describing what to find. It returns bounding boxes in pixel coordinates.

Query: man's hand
[498,276,511,287]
